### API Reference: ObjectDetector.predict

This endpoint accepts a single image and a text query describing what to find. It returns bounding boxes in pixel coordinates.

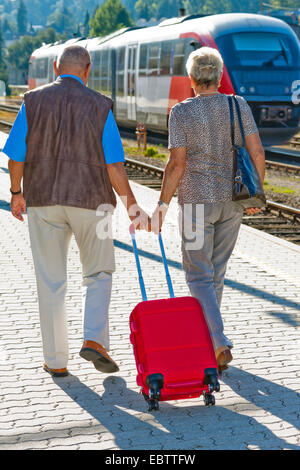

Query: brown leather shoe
[79,340,119,373]
[43,363,69,377]
[216,348,233,372]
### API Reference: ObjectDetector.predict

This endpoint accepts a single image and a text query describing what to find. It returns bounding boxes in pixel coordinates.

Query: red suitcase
[129,225,220,411]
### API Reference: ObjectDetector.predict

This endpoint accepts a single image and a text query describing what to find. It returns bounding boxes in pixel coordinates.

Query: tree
[155,0,180,19]
[47,1,77,36]
[135,0,156,20]
[83,10,90,37]
[0,20,10,95]
[8,28,59,73]
[123,0,138,18]
[17,0,28,36]
[89,0,133,37]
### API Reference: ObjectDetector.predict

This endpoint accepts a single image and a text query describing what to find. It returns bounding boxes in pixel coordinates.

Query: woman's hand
[151,204,169,234]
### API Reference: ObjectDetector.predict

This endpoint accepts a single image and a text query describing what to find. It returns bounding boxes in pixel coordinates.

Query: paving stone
[0,133,299,450]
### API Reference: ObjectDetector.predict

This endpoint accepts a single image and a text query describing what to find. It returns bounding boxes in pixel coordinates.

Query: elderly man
[3,45,150,377]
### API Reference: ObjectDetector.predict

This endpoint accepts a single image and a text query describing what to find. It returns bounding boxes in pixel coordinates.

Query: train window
[101,50,108,77]
[160,41,172,75]
[48,57,56,82]
[216,32,297,69]
[92,51,101,92]
[117,47,125,97]
[184,39,201,76]
[173,39,185,76]
[148,43,160,76]
[100,49,108,94]
[93,51,101,79]
[34,58,48,79]
[107,50,112,96]
[28,61,35,79]
[139,44,148,76]
[117,47,125,71]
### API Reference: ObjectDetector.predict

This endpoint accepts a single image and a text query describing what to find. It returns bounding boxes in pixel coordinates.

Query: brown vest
[23,76,117,210]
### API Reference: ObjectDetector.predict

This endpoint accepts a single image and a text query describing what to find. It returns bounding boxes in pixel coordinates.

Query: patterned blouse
[168,94,258,205]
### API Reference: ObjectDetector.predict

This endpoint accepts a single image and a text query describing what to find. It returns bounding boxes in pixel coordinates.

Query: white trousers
[27,205,115,369]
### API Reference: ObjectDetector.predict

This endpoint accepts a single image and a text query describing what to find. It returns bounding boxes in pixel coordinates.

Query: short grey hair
[186,47,224,88]
[56,45,91,70]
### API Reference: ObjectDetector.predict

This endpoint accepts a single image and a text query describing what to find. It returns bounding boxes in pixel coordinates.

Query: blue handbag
[228,96,266,209]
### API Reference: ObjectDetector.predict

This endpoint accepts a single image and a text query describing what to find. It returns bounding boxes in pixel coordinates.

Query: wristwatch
[158,200,169,209]
[10,188,22,195]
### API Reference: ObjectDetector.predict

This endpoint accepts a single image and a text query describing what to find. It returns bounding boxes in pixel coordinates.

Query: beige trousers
[27,205,115,369]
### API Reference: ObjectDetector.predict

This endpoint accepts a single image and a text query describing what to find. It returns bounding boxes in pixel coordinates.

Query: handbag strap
[232,96,246,147]
[228,95,235,148]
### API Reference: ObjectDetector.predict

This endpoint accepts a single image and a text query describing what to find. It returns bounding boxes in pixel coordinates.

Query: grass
[123,143,168,163]
[263,180,295,194]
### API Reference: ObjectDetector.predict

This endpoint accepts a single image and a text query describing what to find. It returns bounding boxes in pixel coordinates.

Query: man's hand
[151,204,168,235]
[11,194,26,221]
[129,204,151,231]
[245,207,262,216]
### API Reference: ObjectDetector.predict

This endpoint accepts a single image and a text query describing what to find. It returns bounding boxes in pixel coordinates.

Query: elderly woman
[151,47,265,372]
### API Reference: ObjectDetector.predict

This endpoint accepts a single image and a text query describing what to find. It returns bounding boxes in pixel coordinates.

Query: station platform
[0,131,299,450]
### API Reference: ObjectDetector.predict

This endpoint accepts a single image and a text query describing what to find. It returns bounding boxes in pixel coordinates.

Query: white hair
[186,47,224,87]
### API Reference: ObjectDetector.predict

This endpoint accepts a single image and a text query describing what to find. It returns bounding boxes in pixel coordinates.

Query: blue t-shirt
[2,75,125,165]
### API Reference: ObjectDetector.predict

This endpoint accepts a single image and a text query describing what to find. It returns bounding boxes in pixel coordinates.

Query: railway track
[2,104,300,163]
[290,134,300,149]
[124,157,300,245]
[0,103,21,113]
[1,110,300,244]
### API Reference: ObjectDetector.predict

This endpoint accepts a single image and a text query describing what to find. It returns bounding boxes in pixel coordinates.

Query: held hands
[151,202,169,235]
[129,204,151,232]
[11,193,26,222]
[128,201,169,233]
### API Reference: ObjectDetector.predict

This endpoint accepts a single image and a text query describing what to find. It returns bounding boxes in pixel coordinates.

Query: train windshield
[216,32,299,69]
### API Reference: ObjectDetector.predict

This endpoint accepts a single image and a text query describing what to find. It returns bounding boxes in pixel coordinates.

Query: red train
[29,12,300,144]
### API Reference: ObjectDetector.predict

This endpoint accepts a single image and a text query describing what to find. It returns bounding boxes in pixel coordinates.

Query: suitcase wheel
[142,392,160,412]
[148,399,159,412]
[203,391,215,407]
[146,373,164,401]
[204,368,220,393]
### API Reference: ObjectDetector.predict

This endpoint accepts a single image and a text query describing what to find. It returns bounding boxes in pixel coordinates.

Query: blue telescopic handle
[129,225,175,300]
[158,231,175,299]
[129,224,148,302]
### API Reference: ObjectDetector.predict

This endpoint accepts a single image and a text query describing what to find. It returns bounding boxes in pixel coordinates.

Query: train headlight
[249,86,256,93]
[240,86,246,93]
[260,108,268,120]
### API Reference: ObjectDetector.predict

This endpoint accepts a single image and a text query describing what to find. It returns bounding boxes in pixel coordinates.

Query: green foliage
[83,11,91,36]
[144,147,158,156]
[46,1,77,36]
[7,28,60,71]
[135,0,156,20]
[263,181,295,194]
[89,0,133,37]
[0,20,10,95]
[144,147,167,160]
[17,0,28,36]
[2,0,300,42]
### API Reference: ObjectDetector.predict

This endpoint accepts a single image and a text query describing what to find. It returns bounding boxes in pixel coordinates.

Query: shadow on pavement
[114,240,300,319]
[0,199,10,212]
[54,368,299,450]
